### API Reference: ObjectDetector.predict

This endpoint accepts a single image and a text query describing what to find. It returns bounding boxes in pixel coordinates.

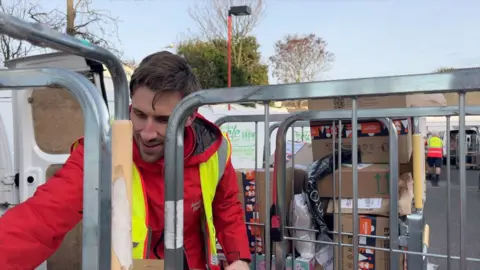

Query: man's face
[130,87,191,163]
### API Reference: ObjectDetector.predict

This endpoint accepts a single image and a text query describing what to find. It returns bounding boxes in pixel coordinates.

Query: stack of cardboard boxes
[307,94,445,270]
[230,94,446,270]
[232,143,314,269]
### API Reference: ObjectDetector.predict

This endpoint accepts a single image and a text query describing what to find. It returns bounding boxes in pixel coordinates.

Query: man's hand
[225,260,249,270]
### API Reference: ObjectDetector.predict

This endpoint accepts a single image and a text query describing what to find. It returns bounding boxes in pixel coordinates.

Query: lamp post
[162,43,175,51]
[227,5,251,110]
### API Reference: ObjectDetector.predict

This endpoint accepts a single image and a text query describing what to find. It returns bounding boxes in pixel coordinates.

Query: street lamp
[227,5,251,110]
[162,43,175,50]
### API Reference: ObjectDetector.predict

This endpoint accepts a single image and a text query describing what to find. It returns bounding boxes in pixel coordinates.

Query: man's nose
[141,118,157,140]
[141,130,158,142]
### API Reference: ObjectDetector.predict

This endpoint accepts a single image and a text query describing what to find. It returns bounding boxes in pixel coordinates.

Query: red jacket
[0,114,250,269]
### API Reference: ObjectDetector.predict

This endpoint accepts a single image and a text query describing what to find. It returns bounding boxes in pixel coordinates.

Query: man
[426,131,443,186]
[0,51,251,270]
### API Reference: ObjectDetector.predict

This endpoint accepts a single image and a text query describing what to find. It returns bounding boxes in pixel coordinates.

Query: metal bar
[0,68,111,270]
[351,98,359,270]
[384,118,399,270]
[458,92,467,270]
[253,121,258,266]
[274,118,288,270]
[263,104,272,270]
[215,114,291,126]
[337,120,343,268]
[165,102,198,270]
[220,105,480,128]
[172,69,480,104]
[284,235,480,263]
[331,120,337,268]
[0,11,129,119]
[290,125,295,269]
[446,116,452,270]
[268,121,310,137]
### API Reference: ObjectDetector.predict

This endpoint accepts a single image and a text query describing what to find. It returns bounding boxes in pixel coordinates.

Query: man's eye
[135,112,147,119]
[154,116,170,123]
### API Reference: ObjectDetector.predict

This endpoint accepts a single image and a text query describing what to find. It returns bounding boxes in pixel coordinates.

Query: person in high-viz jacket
[0,51,251,270]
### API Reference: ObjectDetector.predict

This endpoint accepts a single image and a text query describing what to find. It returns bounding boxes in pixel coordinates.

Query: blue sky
[43,0,480,82]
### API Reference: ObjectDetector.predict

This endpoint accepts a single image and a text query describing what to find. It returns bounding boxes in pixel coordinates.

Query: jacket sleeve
[213,160,251,263]
[0,143,84,269]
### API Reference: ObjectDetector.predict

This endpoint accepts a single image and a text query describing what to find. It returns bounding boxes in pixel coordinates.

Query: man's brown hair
[129,51,201,104]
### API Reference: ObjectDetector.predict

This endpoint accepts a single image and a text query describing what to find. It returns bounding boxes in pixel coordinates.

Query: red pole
[227,14,232,111]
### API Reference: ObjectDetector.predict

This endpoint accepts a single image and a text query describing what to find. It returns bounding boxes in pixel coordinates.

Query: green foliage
[176,36,268,90]
[435,67,455,73]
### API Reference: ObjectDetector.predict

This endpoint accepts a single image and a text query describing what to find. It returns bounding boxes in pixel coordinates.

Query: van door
[0,95,15,217]
[5,52,110,270]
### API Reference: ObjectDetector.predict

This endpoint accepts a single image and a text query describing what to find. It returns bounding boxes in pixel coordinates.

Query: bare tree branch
[0,0,123,64]
[0,0,41,62]
[31,0,123,58]
[188,0,266,67]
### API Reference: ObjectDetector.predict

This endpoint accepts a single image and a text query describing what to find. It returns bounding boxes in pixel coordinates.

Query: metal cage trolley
[0,11,131,270]
[165,71,480,270]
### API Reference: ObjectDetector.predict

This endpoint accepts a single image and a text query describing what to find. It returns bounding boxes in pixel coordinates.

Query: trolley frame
[0,11,130,270]
[166,69,480,270]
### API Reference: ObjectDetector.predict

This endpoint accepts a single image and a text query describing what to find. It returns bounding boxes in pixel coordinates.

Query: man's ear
[185,110,198,127]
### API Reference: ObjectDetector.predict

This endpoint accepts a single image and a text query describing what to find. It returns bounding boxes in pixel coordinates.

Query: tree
[188,0,266,68]
[177,36,268,90]
[177,39,228,89]
[269,33,334,84]
[0,0,122,63]
[0,0,39,61]
[435,67,455,73]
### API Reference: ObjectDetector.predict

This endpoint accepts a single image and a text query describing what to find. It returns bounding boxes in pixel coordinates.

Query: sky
[41,0,480,82]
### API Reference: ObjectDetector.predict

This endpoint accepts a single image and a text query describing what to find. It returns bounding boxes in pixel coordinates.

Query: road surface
[425,167,480,270]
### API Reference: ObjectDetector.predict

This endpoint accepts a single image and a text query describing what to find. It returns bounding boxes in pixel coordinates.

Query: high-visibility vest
[427,136,443,158]
[71,132,231,269]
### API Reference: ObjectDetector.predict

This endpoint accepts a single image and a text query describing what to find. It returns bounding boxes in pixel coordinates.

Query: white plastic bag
[289,193,316,258]
[315,234,334,270]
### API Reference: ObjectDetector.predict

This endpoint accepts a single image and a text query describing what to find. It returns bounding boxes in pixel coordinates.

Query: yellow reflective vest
[427,136,443,158]
[71,132,231,269]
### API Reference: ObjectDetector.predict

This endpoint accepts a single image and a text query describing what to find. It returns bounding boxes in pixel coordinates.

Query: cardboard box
[326,198,390,216]
[310,119,412,164]
[316,164,391,198]
[236,167,305,253]
[333,215,403,270]
[307,94,447,111]
[133,259,164,269]
[323,172,414,216]
[269,142,313,167]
